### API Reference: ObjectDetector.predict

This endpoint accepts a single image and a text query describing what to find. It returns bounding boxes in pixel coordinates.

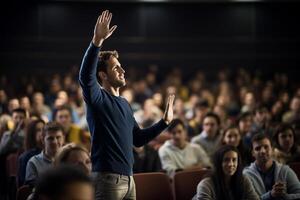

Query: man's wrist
[92,36,104,47]
[163,118,170,125]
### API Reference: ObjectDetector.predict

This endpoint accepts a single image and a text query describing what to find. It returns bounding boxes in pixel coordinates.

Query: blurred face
[43,130,65,156]
[195,107,208,122]
[12,112,26,125]
[20,97,31,110]
[255,110,268,124]
[170,124,187,148]
[203,116,218,138]
[58,182,94,200]
[66,150,92,175]
[104,56,126,88]
[239,115,252,134]
[291,98,300,112]
[8,99,20,113]
[278,129,294,153]
[55,109,72,128]
[252,138,273,165]
[244,93,255,105]
[223,128,241,147]
[33,93,44,105]
[222,151,238,177]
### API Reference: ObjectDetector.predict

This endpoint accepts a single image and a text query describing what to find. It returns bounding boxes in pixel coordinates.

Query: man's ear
[99,71,107,80]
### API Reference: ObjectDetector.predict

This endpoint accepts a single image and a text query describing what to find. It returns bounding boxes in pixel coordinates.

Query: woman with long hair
[18,119,45,186]
[273,123,300,164]
[193,145,258,200]
[221,126,253,166]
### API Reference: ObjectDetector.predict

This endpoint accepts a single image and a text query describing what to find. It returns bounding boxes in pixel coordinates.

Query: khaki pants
[92,172,136,200]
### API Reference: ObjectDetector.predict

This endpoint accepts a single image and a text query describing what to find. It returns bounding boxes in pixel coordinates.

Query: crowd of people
[1,9,300,200]
[1,63,300,199]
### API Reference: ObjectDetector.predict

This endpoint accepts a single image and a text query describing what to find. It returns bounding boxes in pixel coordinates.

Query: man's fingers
[107,13,112,24]
[109,25,117,34]
[100,10,106,23]
[168,94,175,107]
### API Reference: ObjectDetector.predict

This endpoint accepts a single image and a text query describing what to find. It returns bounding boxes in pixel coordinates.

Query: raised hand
[163,94,175,125]
[93,10,117,47]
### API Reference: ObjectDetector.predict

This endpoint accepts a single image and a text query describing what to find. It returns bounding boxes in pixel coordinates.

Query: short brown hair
[43,121,64,136]
[97,51,119,83]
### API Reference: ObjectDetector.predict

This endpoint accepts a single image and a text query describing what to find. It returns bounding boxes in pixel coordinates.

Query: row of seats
[15,164,300,200]
[134,169,211,200]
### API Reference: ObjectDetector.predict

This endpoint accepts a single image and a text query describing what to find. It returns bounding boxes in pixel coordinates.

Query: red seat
[6,152,18,177]
[17,185,32,200]
[134,172,174,200]
[289,162,300,180]
[173,168,211,200]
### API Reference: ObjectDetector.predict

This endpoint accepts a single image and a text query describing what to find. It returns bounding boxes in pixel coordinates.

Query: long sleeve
[243,175,260,200]
[283,166,300,200]
[132,119,168,147]
[158,147,178,177]
[79,42,104,104]
[193,178,215,200]
[25,159,38,185]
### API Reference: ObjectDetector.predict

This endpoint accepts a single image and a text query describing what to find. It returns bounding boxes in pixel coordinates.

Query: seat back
[134,172,174,200]
[173,168,211,200]
[6,152,18,177]
[289,162,300,180]
[16,185,32,200]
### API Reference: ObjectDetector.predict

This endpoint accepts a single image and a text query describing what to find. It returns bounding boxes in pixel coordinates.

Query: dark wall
[1,2,300,75]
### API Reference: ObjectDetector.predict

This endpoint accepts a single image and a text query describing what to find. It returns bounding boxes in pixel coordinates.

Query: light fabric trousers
[92,172,136,200]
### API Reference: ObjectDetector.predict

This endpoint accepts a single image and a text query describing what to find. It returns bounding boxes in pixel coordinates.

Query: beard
[106,74,126,88]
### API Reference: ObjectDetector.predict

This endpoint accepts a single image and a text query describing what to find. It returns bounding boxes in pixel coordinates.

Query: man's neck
[44,150,57,161]
[174,141,187,150]
[103,84,120,96]
[255,159,273,172]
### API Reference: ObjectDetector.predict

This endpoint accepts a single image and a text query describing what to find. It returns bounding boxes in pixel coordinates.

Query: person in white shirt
[159,118,211,178]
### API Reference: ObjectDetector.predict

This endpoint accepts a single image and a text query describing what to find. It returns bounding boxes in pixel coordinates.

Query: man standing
[243,133,300,200]
[79,10,174,200]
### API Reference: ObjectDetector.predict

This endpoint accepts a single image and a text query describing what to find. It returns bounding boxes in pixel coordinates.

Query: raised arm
[133,95,175,147]
[79,10,117,103]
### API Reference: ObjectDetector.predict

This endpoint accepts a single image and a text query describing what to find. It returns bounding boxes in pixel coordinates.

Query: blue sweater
[79,43,168,176]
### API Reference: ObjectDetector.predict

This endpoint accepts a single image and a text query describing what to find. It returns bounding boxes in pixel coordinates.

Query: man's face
[105,56,126,88]
[203,116,218,137]
[170,124,186,148]
[255,110,268,124]
[252,138,273,165]
[239,116,252,133]
[43,130,65,155]
[55,109,72,128]
[12,112,26,126]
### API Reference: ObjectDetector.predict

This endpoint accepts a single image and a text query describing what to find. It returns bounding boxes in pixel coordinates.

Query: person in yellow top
[53,105,90,150]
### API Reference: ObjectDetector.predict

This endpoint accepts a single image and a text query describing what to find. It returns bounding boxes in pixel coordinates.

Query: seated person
[191,112,222,158]
[133,144,162,173]
[25,122,65,185]
[31,165,94,200]
[193,145,258,200]
[221,126,253,166]
[55,143,91,175]
[18,119,45,186]
[272,123,300,164]
[159,119,211,178]
[243,133,300,200]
